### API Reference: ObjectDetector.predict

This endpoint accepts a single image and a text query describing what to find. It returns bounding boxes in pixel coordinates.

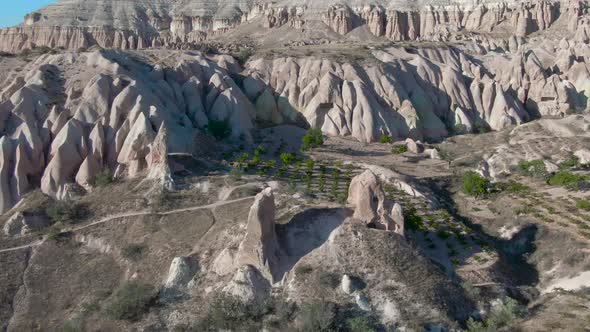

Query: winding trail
[0,195,255,254]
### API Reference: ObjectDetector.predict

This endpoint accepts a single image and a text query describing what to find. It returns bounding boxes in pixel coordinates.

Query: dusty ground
[1,115,590,330]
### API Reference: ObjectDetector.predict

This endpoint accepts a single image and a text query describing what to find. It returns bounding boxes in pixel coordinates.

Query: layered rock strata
[1,1,589,53]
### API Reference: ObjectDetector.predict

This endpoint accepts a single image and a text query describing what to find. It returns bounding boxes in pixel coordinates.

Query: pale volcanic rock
[116,112,156,178]
[146,122,174,190]
[73,74,114,124]
[405,138,424,154]
[0,0,585,54]
[41,119,88,198]
[75,123,106,189]
[347,170,404,234]
[574,148,590,165]
[0,137,15,213]
[164,257,197,289]
[3,211,50,238]
[222,265,271,304]
[323,5,354,35]
[235,188,281,282]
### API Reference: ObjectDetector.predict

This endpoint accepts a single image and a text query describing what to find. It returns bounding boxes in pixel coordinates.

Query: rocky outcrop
[222,265,271,304]
[146,122,174,190]
[164,256,198,289]
[347,170,404,234]
[0,40,589,212]
[0,0,589,53]
[3,211,50,237]
[323,5,355,35]
[235,188,281,282]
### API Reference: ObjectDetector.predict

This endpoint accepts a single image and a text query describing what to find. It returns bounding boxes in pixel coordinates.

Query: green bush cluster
[91,168,115,187]
[494,180,532,196]
[576,199,590,211]
[121,244,148,261]
[391,144,408,155]
[462,172,490,198]
[195,293,295,331]
[404,205,426,231]
[301,128,324,151]
[346,316,378,332]
[560,154,580,169]
[518,159,548,179]
[379,135,393,144]
[547,170,588,190]
[466,297,526,332]
[46,200,86,224]
[106,281,156,321]
[298,300,335,332]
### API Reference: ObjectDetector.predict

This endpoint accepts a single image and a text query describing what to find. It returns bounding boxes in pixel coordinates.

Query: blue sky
[0,1,56,28]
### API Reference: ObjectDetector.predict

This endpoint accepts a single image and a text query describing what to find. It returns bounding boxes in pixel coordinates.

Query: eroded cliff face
[0,0,589,53]
[0,33,588,213]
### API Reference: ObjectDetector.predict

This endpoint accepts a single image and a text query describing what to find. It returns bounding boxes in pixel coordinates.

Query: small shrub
[92,168,115,187]
[298,300,335,332]
[150,189,175,212]
[547,170,588,190]
[231,48,255,66]
[254,145,266,156]
[207,119,231,140]
[46,226,63,242]
[196,293,270,331]
[404,205,426,232]
[379,135,392,144]
[229,166,243,180]
[466,297,526,332]
[295,265,313,275]
[346,315,377,332]
[46,200,86,224]
[560,154,580,169]
[235,153,250,167]
[280,153,295,165]
[302,128,324,151]
[462,171,490,198]
[494,180,532,196]
[318,271,339,289]
[391,144,408,154]
[121,244,148,261]
[331,168,341,199]
[576,199,590,211]
[248,156,262,168]
[106,281,156,321]
[518,160,548,179]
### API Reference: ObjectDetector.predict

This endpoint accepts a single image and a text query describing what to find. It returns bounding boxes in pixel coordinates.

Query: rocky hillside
[1,0,590,331]
[1,0,589,52]
[0,29,589,213]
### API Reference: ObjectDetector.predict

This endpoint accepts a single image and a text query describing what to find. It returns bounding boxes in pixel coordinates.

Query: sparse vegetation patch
[106,281,157,321]
[462,171,490,198]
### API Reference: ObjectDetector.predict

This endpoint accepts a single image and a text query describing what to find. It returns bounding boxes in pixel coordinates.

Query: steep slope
[0,0,588,52]
[0,37,588,213]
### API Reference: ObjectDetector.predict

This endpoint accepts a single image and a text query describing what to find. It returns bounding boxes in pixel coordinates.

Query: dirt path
[0,196,256,254]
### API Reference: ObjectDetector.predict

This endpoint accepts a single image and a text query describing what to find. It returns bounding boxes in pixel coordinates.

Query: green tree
[280,153,295,166]
[547,170,588,190]
[302,128,324,151]
[462,171,490,198]
[331,168,341,199]
[379,135,392,144]
[518,159,548,179]
[391,145,408,154]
